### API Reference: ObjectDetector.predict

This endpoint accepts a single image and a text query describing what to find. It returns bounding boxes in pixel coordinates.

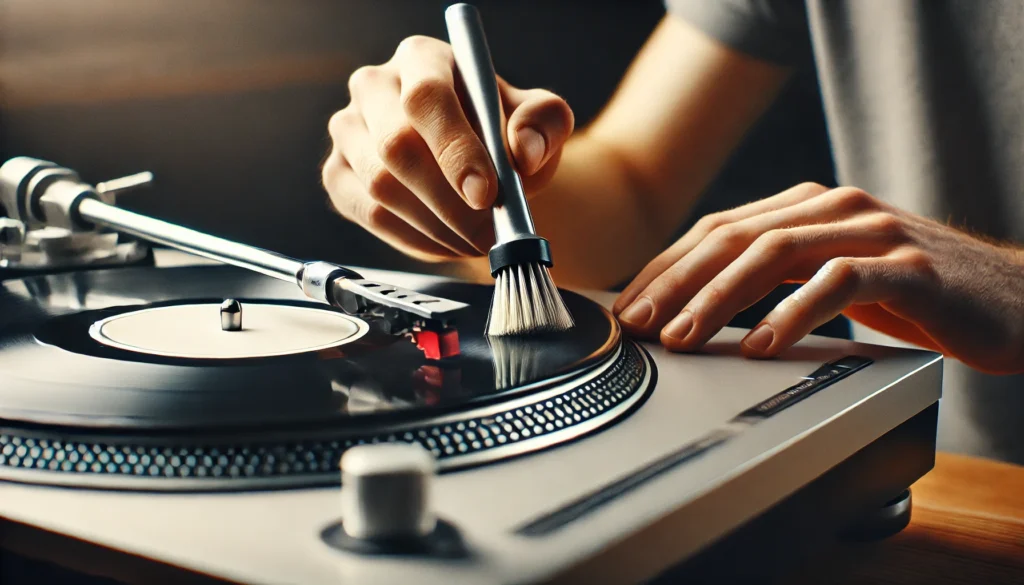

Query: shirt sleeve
[663,0,811,66]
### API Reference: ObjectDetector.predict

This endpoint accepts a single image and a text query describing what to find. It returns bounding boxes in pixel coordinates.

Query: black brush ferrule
[488,237,552,276]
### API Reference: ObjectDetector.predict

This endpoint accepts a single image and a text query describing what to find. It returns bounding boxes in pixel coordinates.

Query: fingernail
[663,311,694,341]
[516,127,546,173]
[619,297,654,327]
[462,173,489,209]
[742,323,775,353]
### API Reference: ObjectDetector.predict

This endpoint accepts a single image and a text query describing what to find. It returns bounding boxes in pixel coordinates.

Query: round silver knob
[339,443,437,541]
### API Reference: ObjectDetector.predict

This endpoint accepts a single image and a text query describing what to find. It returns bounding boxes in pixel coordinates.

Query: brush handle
[445,3,547,267]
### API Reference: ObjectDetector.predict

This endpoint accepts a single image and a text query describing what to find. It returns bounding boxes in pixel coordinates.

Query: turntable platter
[0,265,619,429]
[0,265,653,490]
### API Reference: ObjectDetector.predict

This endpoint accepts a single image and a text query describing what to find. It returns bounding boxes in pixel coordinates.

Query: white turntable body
[0,252,943,584]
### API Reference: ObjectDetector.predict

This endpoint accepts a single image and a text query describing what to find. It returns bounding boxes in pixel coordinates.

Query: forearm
[525,136,675,289]
[448,132,673,288]
[454,16,793,289]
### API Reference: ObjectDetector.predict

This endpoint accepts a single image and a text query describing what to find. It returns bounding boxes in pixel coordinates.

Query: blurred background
[0,0,835,276]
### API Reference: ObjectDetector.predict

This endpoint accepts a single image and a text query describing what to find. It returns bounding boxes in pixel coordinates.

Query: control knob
[339,442,437,541]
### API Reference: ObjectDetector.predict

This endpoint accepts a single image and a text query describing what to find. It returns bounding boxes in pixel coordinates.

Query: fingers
[613,181,831,314]
[501,81,575,176]
[326,34,574,263]
[328,163,464,263]
[616,186,883,337]
[657,215,905,351]
[738,256,904,358]
[328,106,480,257]
[351,64,494,254]
[393,36,497,209]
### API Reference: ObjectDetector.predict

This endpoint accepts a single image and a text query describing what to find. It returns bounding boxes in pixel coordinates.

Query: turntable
[0,157,943,584]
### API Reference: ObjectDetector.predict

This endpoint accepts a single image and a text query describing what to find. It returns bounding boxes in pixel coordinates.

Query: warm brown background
[0,0,834,277]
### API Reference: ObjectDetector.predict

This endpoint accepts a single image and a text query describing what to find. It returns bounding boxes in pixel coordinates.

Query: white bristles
[486,262,574,337]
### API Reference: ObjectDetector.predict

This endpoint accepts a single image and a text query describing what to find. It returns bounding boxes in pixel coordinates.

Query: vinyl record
[0,265,619,430]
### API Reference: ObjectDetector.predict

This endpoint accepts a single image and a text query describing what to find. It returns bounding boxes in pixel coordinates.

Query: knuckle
[694,212,726,234]
[830,187,876,213]
[378,124,421,167]
[396,35,444,58]
[348,65,383,95]
[401,77,449,119]
[785,181,831,203]
[900,249,936,281]
[708,223,747,248]
[797,181,830,196]
[327,108,356,139]
[755,229,797,257]
[821,257,859,289]
[865,212,906,241]
[365,166,401,204]
[798,181,827,191]
[364,203,391,230]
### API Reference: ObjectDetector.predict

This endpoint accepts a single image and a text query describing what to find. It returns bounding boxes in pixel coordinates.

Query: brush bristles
[487,262,574,337]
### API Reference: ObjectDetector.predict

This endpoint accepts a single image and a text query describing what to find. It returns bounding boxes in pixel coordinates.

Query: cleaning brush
[445,3,574,337]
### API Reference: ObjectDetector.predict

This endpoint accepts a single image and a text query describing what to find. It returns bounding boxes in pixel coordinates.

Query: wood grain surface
[780,452,1024,584]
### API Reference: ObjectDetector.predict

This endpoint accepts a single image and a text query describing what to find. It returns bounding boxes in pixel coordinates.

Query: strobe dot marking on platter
[0,342,654,492]
[89,301,369,360]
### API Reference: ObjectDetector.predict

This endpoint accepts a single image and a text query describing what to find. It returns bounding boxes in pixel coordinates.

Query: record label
[89,302,368,360]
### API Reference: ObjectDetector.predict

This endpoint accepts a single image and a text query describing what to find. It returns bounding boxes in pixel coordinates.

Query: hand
[612,182,1024,375]
[321,35,574,262]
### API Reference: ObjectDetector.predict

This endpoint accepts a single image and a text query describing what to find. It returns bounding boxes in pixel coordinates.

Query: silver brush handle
[445,3,538,245]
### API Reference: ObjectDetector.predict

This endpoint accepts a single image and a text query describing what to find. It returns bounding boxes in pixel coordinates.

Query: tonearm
[0,157,468,358]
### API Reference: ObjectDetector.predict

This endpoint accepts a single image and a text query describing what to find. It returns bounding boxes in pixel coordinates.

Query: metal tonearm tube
[0,157,469,353]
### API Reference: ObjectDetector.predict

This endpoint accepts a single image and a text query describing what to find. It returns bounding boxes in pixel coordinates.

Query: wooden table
[778,452,1024,585]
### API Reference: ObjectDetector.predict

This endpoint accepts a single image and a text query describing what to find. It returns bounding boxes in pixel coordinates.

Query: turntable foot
[323,443,467,557]
[840,489,913,541]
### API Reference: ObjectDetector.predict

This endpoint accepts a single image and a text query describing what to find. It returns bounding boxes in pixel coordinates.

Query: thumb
[499,80,574,176]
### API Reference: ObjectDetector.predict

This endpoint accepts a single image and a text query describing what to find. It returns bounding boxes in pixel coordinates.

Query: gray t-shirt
[666,0,1024,464]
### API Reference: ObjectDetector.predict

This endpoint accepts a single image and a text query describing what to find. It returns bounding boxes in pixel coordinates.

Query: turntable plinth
[0,256,943,584]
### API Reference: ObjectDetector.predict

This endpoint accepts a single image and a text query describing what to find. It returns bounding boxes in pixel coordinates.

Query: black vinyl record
[0,265,619,431]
